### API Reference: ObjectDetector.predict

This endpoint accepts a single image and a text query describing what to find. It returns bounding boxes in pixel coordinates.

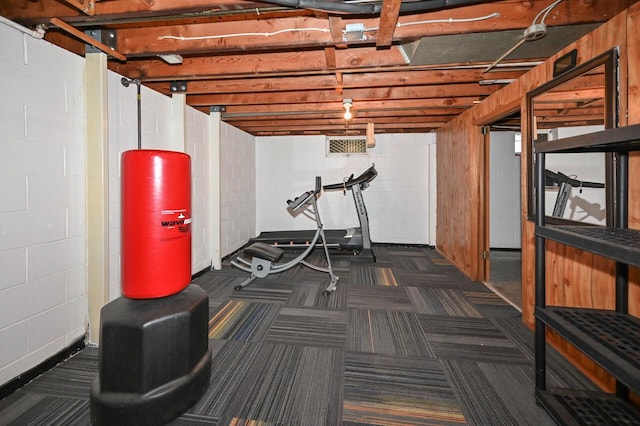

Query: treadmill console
[323,164,377,191]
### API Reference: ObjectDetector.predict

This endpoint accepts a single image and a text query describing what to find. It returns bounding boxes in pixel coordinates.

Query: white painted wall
[187,107,212,273]
[0,26,88,386]
[220,122,256,257]
[255,133,435,245]
[545,125,606,225]
[490,132,521,248]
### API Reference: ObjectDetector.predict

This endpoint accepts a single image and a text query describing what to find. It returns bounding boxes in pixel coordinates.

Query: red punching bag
[121,150,192,299]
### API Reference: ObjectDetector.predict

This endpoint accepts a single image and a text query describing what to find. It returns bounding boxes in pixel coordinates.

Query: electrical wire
[534,0,563,25]
[483,0,563,73]
[159,27,329,41]
[363,12,499,32]
[158,12,500,41]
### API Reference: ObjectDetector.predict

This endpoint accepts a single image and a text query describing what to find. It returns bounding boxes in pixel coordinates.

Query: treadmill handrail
[545,169,604,188]
[323,164,377,191]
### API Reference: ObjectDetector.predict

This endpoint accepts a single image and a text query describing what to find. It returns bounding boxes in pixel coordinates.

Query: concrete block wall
[255,133,435,245]
[186,107,211,272]
[0,26,88,386]
[220,122,256,257]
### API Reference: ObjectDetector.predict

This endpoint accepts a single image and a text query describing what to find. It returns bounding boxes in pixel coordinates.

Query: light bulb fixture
[343,99,353,120]
[158,53,183,64]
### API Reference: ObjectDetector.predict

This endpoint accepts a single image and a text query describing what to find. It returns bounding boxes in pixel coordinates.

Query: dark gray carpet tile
[347,285,414,312]
[442,359,557,426]
[195,272,246,303]
[352,265,399,286]
[395,270,461,288]
[276,264,335,282]
[286,278,348,308]
[491,318,598,391]
[477,362,556,425]
[406,287,483,317]
[169,413,221,425]
[490,317,537,364]
[265,306,348,348]
[388,255,439,272]
[0,394,90,426]
[228,280,294,304]
[347,308,435,357]
[463,291,521,318]
[10,349,98,399]
[374,245,432,257]
[451,275,489,292]
[440,359,519,426]
[427,333,529,364]
[219,343,343,426]
[419,315,530,364]
[406,286,451,316]
[343,352,466,425]
[418,315,508,339]
[208,300,281,342]
[188,340,263,417]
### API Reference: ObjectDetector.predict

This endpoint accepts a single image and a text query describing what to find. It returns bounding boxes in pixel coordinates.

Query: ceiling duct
[263,0,504,15]
[402,23,600,68]
[482,0,564,72]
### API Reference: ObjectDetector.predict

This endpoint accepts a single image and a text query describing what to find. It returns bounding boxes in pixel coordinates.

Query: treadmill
[251,164,377,262]
[545,169,604,219]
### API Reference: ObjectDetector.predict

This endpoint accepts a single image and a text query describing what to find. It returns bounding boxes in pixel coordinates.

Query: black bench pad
[244,242,284,263]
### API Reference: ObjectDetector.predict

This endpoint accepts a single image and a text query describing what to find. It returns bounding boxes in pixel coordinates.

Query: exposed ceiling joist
[0,0,636,136]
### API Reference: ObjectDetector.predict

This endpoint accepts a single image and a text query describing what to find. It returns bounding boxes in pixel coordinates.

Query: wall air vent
[327,136,367,155]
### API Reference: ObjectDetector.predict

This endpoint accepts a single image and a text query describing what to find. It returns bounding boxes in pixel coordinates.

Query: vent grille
[327,137,367,154]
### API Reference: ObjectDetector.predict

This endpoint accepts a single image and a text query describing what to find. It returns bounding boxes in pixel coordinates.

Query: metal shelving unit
[534,123,640,425]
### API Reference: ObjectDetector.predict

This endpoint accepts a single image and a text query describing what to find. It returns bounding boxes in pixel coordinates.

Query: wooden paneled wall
[436,5,640,389]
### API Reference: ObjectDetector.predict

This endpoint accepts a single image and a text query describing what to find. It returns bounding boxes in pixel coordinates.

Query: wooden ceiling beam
[59,0,95,16]
[109,46,409,80]
[222,97,481,114]
[376,0,402,47]
[116,16,335,56]
[145,69,524,94]
[237,121,446,132]
[7,0,636,46]
[0,0,291,23]
[185,83,497,106]
[534,88,605,103]
[225,115,454,127]
[223,108,462,121]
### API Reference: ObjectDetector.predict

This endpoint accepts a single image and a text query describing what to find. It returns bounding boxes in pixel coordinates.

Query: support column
[209,109,222,270]
[171,93,187,152]
[85,52,109,344]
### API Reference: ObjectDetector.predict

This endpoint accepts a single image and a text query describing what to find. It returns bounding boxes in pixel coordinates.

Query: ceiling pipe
[263,0,504,15]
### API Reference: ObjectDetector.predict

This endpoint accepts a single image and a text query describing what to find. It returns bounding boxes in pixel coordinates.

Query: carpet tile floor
[0,245,596,425]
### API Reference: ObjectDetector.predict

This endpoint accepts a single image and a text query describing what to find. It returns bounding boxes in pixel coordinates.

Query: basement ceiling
[1,0,636,136]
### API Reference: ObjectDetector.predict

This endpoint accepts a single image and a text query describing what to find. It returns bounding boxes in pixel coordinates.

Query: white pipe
[0,15,45,39]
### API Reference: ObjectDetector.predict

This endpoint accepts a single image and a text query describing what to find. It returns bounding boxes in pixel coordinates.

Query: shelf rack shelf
[534,123,640,425]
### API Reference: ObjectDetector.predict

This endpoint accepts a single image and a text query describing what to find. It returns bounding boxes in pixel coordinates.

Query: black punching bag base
[89,284,211,426]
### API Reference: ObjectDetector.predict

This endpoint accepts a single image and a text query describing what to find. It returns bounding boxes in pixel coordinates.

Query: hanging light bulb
[343,99,353,120]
